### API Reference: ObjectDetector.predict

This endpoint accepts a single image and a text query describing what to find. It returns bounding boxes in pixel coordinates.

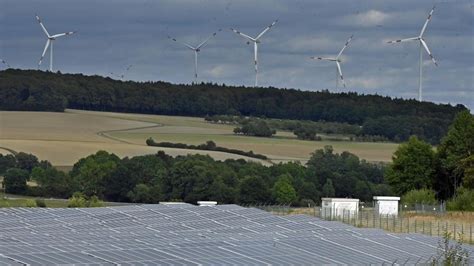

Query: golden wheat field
[0,109,398,168]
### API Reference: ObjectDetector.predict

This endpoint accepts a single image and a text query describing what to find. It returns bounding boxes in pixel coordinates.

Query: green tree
[401,188,437,206]
[460,155,474,189]
[354,180,372,201]
[238,176,270,204]
[272,174,297,204]
[71,151,119,198]
[31,166,71,198]
[446,187,474,211]
[3,168,29,194]
[15,152,40,173]
[437,110,474,198]
[321,179,335,197]
[0,154,16,175]
[127,183,161,203]
[385,136,436,195]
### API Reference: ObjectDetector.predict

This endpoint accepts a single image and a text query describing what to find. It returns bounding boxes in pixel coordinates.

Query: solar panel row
[0,204,472,265]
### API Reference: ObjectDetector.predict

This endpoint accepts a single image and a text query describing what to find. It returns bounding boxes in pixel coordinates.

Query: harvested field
[0,109,398,167]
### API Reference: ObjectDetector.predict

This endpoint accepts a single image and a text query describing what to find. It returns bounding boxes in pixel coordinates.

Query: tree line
[1,147,388,205]
[146,138,268,160]
[0,69,467,144]
[386,110,474,210]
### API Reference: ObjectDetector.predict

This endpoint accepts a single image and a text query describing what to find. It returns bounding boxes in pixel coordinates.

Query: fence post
[415,220,417,233]
[454,223,456,239]
[400,216,402,233]
[373,212,376,228]
[407,217,410,233]
[438,221,440,237]
[423,220,425,234]
[462,224,464,241]
[379,214,382,229]
[430,221,432,236]
[470,224,472,244]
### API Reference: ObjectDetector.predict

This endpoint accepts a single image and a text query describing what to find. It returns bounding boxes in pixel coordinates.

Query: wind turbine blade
[336,35,353,59]
[230,28,255,42]
[387,37,419,44]
[38,39,51,66]
[336,61,346,87]
[310,56,336,61]
[1,59,10,68]
[255,19,278,40]
[196,29,221,49]
[35,15,50,37]
[168,36,195,50]
[126,65,133,71]
[51,31,76,38]
[420,39,438,66]
[420,6,435,37]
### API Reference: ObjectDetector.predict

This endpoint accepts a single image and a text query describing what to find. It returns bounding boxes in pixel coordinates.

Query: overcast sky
[1,0,473,110]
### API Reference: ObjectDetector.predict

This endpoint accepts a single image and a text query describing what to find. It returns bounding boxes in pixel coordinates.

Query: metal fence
[246,204,473,244]
[317,208,473,244]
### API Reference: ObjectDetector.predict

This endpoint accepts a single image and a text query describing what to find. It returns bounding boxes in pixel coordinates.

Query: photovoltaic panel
[0,204,471,265]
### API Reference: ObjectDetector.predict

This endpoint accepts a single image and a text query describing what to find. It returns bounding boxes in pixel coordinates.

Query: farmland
[0,109,398,168]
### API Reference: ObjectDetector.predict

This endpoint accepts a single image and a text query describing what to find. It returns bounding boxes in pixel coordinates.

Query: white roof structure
[321,198,360,202]
[373,196,400,201]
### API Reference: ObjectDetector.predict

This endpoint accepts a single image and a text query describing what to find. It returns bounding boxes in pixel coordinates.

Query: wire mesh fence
[246,203,473,245]
[320,208,474,245]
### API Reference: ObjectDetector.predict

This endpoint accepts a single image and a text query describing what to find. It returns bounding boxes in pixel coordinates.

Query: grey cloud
[0,0,472,109]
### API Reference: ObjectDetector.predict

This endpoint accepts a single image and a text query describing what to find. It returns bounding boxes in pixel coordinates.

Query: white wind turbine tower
[387,6,438,102]
[168,29,221,84]
[36,14,76,72]
[310,35,353,89]
[231,20,278,87]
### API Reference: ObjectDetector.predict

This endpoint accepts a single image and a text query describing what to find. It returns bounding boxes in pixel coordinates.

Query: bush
[67,192,87,208]
[446,188,474,211]
[25,199,37,208]
[401,189,437,206]
[35,199,47,208]
[300,198,316,207]
[87,195,105,207]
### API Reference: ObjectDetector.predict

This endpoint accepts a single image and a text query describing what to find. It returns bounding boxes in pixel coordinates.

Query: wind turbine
[36,14,76,72]
[1,59,10,68]
[387,6,438,102]
[110,65,133,81]
[168,29,221,84]
[310,35,353,89]
[231,20,278,87]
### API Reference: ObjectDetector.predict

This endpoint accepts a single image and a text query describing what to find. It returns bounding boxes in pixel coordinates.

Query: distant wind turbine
[1,59,10,68]
[310,35,353,88]
[387,6,438,102]
[111,65,133,81]
[36,14,76,71]
[231,20,278,87]
[168,29,221,84]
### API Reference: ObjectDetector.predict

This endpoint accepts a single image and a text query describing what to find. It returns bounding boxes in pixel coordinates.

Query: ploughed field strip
[0,205,472,265]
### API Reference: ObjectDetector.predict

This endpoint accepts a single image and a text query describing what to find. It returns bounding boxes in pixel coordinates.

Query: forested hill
[0,69,468,143]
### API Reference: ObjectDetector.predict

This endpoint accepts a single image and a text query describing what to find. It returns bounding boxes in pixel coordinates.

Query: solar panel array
[0,204,472,265]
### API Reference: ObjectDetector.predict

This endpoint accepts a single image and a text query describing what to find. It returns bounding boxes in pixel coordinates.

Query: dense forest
[0,69,467,143]
[1,147,388,205]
